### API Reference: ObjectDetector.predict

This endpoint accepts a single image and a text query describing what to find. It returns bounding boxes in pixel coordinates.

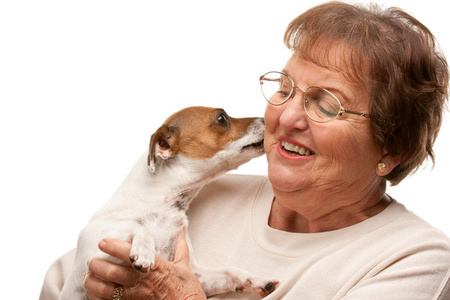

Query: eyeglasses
[259,71,370,123]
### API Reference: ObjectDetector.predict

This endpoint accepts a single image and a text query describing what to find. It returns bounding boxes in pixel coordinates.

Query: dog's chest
[136,206,188,261]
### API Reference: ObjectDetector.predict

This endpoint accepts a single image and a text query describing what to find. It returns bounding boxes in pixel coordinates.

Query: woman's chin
[267,163,309,194]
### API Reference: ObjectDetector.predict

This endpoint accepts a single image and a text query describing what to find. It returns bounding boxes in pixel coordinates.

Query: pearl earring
[377,162,387,173]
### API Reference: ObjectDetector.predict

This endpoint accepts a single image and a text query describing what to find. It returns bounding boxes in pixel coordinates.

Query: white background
[1,1,449,298]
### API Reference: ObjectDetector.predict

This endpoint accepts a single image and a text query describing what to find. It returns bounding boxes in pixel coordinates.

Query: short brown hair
[284,1,449,185]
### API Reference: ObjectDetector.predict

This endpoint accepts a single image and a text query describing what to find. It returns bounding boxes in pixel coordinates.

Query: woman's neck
[268,190,391,233]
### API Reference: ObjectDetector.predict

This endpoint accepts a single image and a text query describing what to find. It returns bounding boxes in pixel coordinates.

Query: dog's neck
[115,152,227,210]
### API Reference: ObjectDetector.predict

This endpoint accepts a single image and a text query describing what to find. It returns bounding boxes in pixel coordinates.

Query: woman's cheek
[264,104,281,134]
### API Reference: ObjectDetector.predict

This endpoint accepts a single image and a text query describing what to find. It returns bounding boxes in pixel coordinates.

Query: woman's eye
[319,105,336,117]
[277,90,290,98]
[277,85,291,98]
[318,100,338,117]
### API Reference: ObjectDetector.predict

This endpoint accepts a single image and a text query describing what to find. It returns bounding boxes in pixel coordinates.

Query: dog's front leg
[184,232,278,297]
[191,263,279,298]
[128,226,156,272]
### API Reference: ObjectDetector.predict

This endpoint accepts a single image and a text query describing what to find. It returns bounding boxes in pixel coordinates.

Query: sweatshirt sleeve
[39,249,76,300]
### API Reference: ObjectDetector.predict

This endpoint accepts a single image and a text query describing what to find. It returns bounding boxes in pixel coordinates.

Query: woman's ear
[376,152,401,177]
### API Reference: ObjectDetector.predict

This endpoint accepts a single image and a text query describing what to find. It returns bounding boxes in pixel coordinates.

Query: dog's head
[148,106,264,174]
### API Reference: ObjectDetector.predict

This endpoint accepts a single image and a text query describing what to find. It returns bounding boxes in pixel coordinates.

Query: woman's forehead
[295,38,369,86]
[283,54,359,90]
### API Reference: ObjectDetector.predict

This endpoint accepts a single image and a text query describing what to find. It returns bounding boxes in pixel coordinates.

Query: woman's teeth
[281,141,313,156]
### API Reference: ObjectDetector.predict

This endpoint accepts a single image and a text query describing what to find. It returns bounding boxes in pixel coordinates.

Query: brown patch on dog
[148,107,258,165]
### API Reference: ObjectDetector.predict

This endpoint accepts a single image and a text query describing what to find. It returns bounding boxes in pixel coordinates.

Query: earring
[377,162,387,173]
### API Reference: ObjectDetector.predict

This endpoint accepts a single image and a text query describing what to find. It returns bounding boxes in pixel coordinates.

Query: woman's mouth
[280,140,315,156]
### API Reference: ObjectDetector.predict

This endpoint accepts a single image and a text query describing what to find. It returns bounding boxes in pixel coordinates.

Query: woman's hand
[84,229,207,300]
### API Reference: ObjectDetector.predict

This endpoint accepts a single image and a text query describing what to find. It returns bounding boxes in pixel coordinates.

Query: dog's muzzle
[241,139,265,151]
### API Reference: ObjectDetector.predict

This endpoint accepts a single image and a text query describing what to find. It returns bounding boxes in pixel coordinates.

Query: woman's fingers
[85,232,206,300]
[98,229,191,271]
[173,228,190,269]
[87,257,139,287]
[98,238,133,265]
[84,270,116,300]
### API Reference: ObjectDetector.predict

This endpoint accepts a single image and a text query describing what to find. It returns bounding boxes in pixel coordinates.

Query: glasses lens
[260,72,292,105]
[304,87,341,122]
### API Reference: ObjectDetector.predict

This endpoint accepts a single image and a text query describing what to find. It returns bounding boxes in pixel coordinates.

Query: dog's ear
[148,124,178,173]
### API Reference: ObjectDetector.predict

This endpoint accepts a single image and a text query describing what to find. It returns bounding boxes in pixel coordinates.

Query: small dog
[59,106,278,299]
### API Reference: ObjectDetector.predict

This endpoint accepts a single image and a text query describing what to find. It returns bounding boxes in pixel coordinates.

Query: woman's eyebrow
[281,68,353,105]
[323,86,352,105]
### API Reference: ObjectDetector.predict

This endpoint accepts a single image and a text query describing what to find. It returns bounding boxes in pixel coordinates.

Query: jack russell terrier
[59,106,279,299]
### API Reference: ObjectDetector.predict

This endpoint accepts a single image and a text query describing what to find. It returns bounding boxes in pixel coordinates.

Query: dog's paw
[196,265,279,298]
[128,237,156,272]
[128,228,157,272]
[241,278,279,297]
[129,248,155,272]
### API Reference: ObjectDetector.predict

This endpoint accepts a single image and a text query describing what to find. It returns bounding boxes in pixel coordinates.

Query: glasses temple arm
[260,77,281,83]
[341,109,371,118]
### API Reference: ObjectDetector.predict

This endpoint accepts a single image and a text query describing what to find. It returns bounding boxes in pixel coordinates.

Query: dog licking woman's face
[148,106,265,174]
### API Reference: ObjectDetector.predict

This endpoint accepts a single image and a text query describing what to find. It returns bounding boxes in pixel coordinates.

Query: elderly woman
[41,1,450,299]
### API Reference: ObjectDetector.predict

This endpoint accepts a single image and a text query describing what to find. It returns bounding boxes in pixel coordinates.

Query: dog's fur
[59,106,278,299]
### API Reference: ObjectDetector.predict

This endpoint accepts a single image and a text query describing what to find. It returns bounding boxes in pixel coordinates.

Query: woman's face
[264,55,383,203]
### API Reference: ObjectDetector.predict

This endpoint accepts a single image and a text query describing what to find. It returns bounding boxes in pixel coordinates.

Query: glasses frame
[259,71,370,123]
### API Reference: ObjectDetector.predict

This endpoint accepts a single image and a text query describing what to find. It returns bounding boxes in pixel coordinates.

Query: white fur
[59,116,278,300]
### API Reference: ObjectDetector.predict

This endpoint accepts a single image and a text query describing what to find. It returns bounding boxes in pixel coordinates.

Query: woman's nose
[279,89,309,130]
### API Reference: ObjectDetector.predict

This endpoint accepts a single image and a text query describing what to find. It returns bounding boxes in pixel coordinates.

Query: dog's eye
[216,113,229,126]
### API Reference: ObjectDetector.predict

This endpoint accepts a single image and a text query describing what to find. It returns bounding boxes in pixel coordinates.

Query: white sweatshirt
[40,174,450,299]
